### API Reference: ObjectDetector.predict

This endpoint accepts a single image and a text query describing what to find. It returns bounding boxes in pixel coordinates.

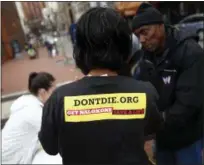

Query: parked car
[175,13,204,42]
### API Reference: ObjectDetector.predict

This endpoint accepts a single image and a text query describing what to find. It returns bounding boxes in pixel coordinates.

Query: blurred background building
[1,1,203,63]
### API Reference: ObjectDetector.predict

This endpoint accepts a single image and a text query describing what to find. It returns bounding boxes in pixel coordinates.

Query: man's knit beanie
[132,3,164,30]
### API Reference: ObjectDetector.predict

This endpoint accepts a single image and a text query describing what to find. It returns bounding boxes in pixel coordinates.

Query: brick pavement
[2,47,83,95]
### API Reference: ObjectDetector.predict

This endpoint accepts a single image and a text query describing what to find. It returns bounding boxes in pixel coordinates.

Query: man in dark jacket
[131,2,204,165]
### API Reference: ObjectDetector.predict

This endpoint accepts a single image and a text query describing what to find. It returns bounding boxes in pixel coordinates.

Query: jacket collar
[29,94,44,107]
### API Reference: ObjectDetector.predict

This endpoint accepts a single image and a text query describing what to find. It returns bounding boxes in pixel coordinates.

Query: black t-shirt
[39,76,162,165]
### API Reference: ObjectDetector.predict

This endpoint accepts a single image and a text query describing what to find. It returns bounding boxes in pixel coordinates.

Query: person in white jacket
[2,72,62,164]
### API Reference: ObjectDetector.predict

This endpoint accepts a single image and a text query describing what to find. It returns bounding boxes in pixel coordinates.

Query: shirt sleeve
[38,90,60,155]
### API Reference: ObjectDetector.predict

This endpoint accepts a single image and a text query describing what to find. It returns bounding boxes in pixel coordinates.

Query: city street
[2,36,83,96]
[2,36,203,121]
[1,36,83,126]
[1,2,203,164]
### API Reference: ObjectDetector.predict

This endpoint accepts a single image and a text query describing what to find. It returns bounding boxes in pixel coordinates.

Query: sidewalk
[2,46,83,97]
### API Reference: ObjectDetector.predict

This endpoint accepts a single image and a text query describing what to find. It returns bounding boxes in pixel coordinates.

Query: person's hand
[144,139,156,165]
[114,2,142,16]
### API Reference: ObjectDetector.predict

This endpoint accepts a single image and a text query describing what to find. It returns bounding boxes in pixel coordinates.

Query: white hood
[10,94,43,115]
[2,94,43,164]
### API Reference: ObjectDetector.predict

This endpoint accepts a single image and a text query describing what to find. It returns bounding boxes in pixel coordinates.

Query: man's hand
[144,139,156,165]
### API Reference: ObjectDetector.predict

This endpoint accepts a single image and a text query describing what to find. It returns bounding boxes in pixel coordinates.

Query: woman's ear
[38,88,46,97]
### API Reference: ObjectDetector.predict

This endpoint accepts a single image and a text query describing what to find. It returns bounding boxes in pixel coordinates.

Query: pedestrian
[44,36,54,58]
[2,72,61,164]
[131,2,204,165]
[69,23,76,45]
[39,7,163,165]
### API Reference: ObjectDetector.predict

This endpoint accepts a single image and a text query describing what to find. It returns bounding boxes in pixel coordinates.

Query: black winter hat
[132,3,164,30]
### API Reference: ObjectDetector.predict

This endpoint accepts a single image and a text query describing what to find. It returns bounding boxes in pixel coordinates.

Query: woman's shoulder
[10,94,42,114]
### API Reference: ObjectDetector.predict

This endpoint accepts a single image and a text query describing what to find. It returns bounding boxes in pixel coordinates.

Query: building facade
[1,2,25,63]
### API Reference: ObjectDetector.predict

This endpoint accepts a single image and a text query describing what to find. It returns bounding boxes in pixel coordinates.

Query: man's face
[134,24,165,52]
